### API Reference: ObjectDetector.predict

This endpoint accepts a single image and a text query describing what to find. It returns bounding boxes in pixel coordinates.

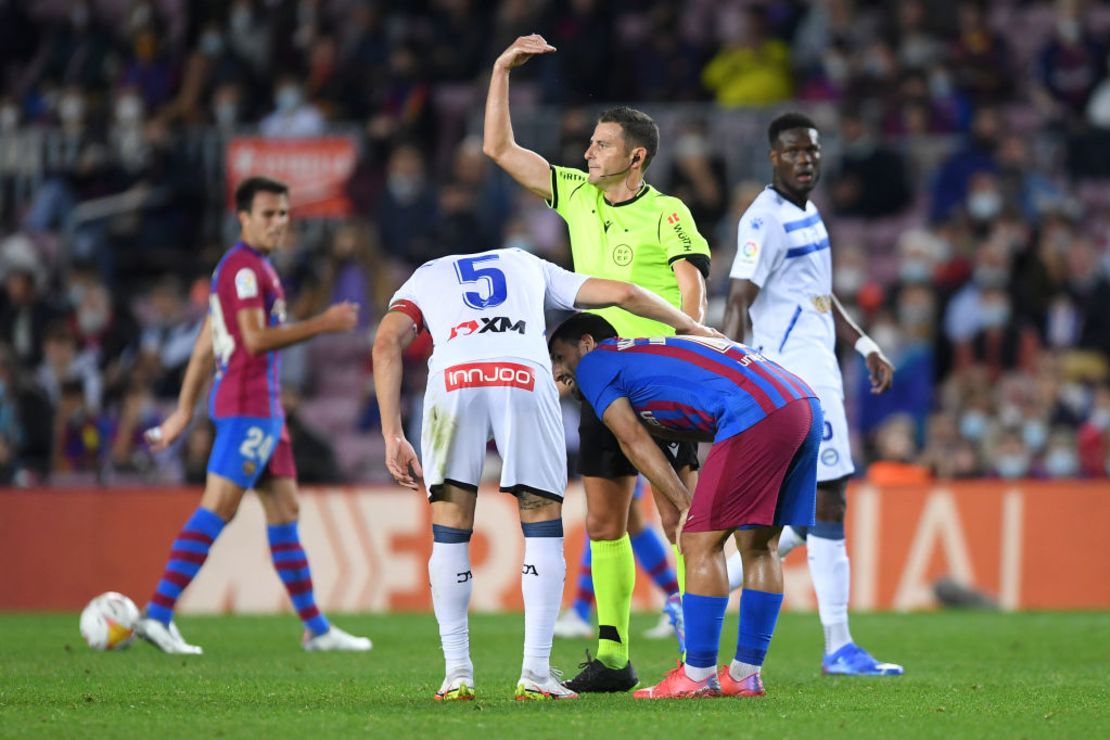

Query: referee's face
[585,122,634,185]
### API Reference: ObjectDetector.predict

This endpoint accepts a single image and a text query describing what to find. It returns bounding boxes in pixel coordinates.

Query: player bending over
[137,177,370,654]
[372,248,718,701]
[549,314,820,698]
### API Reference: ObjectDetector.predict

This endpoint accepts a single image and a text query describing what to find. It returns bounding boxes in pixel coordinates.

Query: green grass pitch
[1,611,1107,738]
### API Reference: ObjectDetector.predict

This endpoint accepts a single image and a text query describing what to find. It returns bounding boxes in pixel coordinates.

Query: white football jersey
[388,248,589,375]
[729,186,841,393]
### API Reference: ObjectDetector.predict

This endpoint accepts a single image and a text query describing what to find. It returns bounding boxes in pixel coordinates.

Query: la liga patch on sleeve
[235,267,259,299]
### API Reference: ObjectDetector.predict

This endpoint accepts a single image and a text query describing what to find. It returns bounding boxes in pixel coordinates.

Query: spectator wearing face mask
[929,105,1001,223]
[990,429,1032,480]
[1037,427,1082,479]
[1035,2,1107,120]
[374,142,438,264]
[260,73,325,137]
[829,108,914,218]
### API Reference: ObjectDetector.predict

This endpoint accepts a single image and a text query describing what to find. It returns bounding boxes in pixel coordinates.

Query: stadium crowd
[0,0,1108,486]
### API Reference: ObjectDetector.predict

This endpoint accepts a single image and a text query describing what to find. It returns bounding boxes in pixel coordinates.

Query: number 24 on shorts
[239,426,275,461]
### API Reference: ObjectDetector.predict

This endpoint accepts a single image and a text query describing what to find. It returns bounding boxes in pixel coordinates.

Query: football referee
[483,34,712,692]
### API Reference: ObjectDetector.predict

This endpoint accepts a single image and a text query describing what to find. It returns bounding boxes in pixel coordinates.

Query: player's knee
[585,511,626,541]
[209,498,239,523]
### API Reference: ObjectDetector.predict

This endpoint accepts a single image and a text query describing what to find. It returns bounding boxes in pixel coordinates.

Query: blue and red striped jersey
[575,336,816,442]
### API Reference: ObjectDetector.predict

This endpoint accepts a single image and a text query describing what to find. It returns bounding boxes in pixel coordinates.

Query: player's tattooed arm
[722,279,759,342]
[372,310,423,489]
[602,397,693,522]
[483,35,556,200]
[830,293,894,394]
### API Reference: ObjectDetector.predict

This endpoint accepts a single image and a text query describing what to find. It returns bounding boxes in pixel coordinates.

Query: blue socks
[736,589,784,666]
[268,521,330,637]
[147,507,225,625]
[683,593,729,668]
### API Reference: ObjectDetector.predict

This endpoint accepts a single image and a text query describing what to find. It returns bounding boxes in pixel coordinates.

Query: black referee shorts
[577,398,700,479]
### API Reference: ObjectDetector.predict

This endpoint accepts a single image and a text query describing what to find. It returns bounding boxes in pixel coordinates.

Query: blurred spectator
[1034,0,1107,121]
[929,105,1001,222]
[106,377,161,474]
[138,277,204,399]
[702,6,792,106]
[990,429,1032,479]
[668,121,729,235]
[0,244,61,368]
[36,320,102,414]
[0,344,52,482]
[829,108,913,218]
[545,0,612,104]
[282,386,340,484]
[64,264,140,396]
[260,72,326,137]
[947,0,1012,103]
[119,25,179,112]
[375,142,438,264]
[294,221,394,329]
[52,378,106,474]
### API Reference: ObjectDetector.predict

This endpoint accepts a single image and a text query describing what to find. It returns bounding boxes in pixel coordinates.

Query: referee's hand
[494,34,556,71]
[677,322,726,340]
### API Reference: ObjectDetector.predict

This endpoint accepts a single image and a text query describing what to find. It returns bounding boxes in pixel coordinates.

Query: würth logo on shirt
[445,362,535,392]
[667,212,680,224]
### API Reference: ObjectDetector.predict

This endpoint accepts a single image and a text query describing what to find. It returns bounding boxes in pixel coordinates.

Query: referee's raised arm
[483,35,556,200]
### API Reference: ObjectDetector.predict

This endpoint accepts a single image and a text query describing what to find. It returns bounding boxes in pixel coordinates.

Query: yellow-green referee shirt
[547,165,711,338]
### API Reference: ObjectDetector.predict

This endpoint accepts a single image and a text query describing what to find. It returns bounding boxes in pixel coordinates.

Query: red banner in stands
[225,137,357,217]
[1,482,1107,612]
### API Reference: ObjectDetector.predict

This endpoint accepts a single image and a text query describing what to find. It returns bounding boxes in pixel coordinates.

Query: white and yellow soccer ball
[79,592,140,651]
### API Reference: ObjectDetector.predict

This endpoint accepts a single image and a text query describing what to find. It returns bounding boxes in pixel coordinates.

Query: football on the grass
[80,592,140,651]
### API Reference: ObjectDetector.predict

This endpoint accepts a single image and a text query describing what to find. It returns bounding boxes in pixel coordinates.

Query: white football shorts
[813,384,855,483]
[421,357,567,501]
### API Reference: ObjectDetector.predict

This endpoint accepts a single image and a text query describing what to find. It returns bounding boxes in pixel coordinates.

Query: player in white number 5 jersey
[372,248,720,701]
[723,113,903,677]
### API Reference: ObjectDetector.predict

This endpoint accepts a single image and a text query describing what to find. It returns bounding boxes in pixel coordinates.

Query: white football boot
[302,625,372,652]
[135,617,203,655]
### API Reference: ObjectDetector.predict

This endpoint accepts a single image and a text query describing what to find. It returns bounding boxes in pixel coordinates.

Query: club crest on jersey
[612,244,633,266]
[811,295,832,313]
[448,316,526,340]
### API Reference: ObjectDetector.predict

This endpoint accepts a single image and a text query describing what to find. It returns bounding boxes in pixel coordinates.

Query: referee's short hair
[598,107,660,170]
[235,176,289,214]
[768,112,819,147]
[548,313,618,350]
